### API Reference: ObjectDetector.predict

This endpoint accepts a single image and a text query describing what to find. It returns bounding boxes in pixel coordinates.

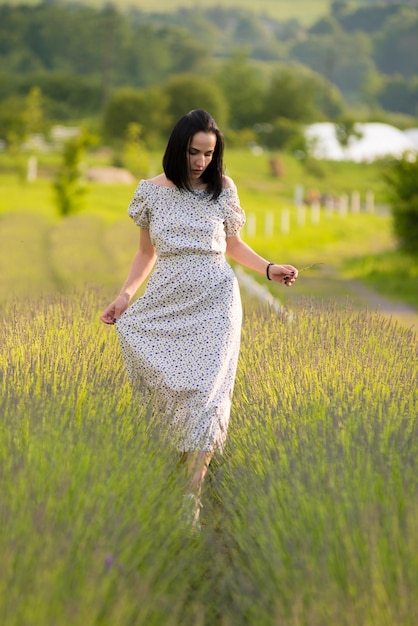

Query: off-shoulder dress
[115,180,246,452]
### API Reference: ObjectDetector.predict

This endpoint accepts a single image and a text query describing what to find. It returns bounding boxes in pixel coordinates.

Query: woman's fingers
[282,266,298,286]
[100,306,116,324]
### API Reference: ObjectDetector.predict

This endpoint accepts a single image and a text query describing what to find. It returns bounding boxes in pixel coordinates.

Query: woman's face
[187,131,217,185]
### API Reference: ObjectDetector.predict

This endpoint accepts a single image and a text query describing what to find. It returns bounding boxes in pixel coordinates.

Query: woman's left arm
[226,235,298,286]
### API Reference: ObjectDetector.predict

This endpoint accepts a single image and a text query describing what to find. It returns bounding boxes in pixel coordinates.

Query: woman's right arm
[100,228,156,324]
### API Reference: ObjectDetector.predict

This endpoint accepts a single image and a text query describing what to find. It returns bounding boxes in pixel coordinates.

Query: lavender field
[1,292,417,625]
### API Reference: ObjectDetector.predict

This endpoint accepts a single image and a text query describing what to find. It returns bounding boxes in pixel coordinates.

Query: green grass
[1,293,417,625]
[1,149,388,216]
[342,249,418,309]
[225,150,389,205]
[0,148,412,308]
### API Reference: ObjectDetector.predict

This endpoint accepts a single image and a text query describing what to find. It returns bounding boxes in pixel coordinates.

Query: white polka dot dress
[115,180,246,453]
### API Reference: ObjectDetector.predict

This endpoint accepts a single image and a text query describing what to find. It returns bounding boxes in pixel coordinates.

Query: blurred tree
[102,87,171,146]
[216,51,266,129]
[163,74,229,129]
[263,68,318,123]
[334,3,401,33]
[383,155,418,256]
[376,75,418,117]
[28,73,102,120]
[53,131,92,217]
[0,95,26,144]
[0,86,46,147]
[0,94,27,180]
[161,27,209,75]
[262,66,343,124]
[374,9,418,78]
[0,4,208,89]
[157,7,219,49]
[234,15,268,46]
[23,86,44,136]
[330,1,350,21]
[0,72,103,119]
[334,116,363,148]
[120,123,150,179]
[314,78,345,120]
[291,31,377,99]
[309,15,341,35]
[258,117,306,151]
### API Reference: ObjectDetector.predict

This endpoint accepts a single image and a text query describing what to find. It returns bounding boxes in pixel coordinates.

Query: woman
[101,110,298,528]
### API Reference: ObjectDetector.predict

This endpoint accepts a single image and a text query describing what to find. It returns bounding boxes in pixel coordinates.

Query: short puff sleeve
[127,182,150,228]
[223,189,246,237]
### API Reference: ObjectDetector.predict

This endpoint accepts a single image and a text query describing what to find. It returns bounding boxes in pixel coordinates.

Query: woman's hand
[269,264,298,286]
[100,293,130,325]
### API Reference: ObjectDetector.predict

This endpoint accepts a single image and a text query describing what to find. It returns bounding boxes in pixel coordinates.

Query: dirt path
[342,278,418,330]
[289,267,418,332]
[238,266,418,333]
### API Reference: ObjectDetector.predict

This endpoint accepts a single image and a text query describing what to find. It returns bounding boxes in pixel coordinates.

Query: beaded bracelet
[266,262,274,280]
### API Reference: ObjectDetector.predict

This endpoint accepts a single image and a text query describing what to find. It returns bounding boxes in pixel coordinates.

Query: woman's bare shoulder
[145,174,176,188]
[222,175,237,191]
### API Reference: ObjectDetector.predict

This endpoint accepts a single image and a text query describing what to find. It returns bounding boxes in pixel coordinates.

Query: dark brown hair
[163,109,224,199]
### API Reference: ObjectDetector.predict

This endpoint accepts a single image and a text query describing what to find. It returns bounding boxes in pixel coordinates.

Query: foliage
[383,154,418,255]
[342,249,418,309]
[0,4,208,88]
[0,86,46,145]
[263,67,318,123]
[0,94,27,144]
[263,65,344,125]
[162,74,229,130]
[373,8,418,78]
[377,75,418,117]
[118,123,150,180]
[22,86,44,136]
[1,1,418,132]
[102,87,171,146]
[334,116,363,148]
[0,293,417,625]
[215,51,266,129]
[290,30,377,99]
[53,131,92,217]
[332,2,400,32]
[18,72,103,120]
[258,117,306,151]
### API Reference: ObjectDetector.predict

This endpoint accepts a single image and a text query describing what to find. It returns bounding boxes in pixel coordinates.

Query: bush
[383,154,418,255]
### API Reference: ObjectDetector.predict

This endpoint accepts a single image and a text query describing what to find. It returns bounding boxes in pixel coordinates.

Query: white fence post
[27,156,38,182]
[246,213,256,238]
[281,209,290,234]
[311,201,320,224]
[325,196,334,217]
[366,191,375,213]
[243,188,376,239]
[339,194,348,216]
[264,212,274,238]
[294,184,304,207]
[351,190,360,213]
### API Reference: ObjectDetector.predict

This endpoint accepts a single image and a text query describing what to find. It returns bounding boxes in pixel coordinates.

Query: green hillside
[0,0,370,23]
[0,0,392,25]
[80,0,332,23]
